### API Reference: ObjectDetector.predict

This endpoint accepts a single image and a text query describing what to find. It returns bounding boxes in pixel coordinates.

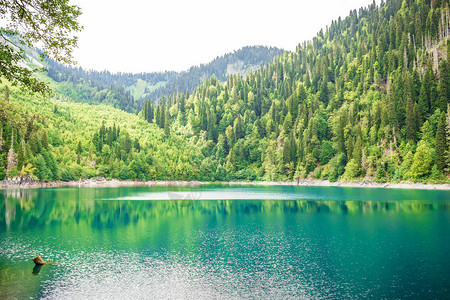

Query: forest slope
[0,86,205,181]
[141,0,450,183]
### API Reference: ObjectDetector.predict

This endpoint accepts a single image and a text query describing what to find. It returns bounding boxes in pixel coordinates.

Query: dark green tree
[418,63,435,121]
[436,112,448,172]
[438,60,449,112]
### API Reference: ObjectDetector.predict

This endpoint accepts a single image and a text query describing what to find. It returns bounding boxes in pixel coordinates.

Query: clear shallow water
[0,185,449,299]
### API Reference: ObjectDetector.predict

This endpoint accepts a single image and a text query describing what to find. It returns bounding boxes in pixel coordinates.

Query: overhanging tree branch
[0,0,82,94]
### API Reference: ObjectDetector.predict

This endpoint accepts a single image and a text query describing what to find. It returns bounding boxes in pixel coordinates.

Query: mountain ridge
[44,45,285,111]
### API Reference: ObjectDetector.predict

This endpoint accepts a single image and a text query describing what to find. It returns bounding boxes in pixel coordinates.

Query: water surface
[1,185,449,299]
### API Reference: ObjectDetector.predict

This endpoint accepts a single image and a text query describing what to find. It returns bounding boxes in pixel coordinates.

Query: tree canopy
[0,0,82,94]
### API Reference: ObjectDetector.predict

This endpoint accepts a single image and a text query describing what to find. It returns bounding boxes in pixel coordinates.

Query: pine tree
[234,115,243,140]
[439,60,449,112]
[436,112,448,171]
[76,140,82,164]
[353,136,362,175]
[160,104,165,129]
[179,95,186,125]
[76,141,82,155]
[207,108,217,142]
[164,105,170,135]
[319,81,329,105]
[418,63,434,121]
[41,130,49,150]
[34,154,50,181]
[143,101,148,121]
[155,104,161,126]
[406,99,416,141]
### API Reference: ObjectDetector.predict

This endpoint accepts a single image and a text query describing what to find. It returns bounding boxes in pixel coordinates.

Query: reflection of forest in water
[1,187,449,230]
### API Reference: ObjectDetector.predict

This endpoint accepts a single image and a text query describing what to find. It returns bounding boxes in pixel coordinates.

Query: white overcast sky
[72,0,379,73]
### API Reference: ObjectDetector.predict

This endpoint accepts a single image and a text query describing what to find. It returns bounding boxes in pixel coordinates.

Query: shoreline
[1,178,449,190]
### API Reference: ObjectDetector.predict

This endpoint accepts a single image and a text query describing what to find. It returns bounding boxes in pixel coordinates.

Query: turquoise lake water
[0,185,449,299]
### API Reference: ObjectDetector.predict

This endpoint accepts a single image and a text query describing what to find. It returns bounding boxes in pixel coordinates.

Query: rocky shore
[1,176,449,190]
[0,176,204,189]
[233,179,450,190]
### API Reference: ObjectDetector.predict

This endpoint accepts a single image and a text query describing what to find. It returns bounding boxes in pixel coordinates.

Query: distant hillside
[156,46,285,99]
[45,45,285,111]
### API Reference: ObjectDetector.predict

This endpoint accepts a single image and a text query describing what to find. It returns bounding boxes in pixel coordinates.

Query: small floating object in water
[33,256,46,265]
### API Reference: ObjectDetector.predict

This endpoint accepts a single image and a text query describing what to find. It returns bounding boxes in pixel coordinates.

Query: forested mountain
[1,0,449,183]
[45,46,284,112]
[142,0,450,182]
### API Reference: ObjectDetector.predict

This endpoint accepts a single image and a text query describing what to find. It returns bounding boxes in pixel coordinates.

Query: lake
[1,185,449,299]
